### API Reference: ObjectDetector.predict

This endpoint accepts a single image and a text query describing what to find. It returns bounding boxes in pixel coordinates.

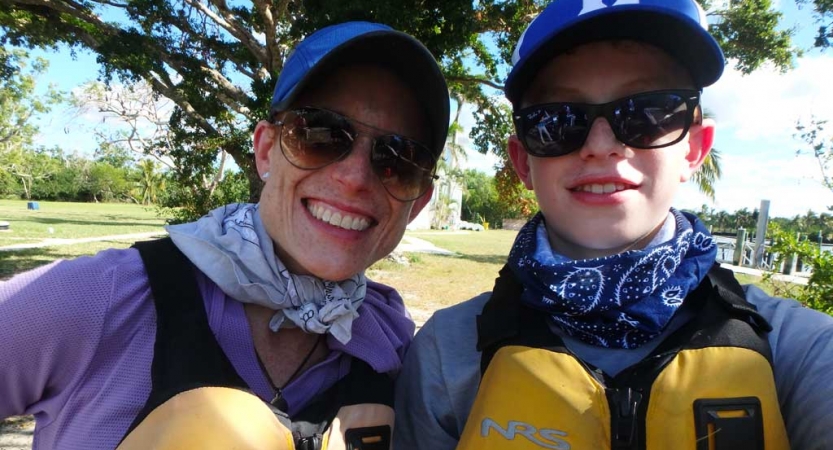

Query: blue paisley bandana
[508,209,717,349]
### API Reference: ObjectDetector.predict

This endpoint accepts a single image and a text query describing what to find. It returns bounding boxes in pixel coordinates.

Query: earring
[261,172,270,180]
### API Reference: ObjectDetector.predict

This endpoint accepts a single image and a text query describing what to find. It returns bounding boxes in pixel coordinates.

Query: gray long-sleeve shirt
[394,285,833,450]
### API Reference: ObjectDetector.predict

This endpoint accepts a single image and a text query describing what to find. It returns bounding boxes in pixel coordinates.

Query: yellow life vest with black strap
[117,238,393,450]
[457,264,790,450]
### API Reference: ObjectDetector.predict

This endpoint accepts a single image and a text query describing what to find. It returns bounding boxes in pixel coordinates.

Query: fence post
[752,200,770,268]
[733,228,747,266]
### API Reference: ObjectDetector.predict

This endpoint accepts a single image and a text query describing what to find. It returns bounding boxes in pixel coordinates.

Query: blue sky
[27,1,833,219]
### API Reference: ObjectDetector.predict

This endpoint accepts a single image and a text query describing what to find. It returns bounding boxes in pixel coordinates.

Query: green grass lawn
[0,201,167,279]
[368,230,517,320]
[0,200,166,247]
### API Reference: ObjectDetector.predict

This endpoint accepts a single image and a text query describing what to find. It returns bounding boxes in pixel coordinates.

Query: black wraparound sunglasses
[513,89,701,157]
[271,107,438,202]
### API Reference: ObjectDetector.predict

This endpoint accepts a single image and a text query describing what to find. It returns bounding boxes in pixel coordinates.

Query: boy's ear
[680,118,716,182]
[408,183,434,222]
[253,120,277,178]
[508,135,535,189]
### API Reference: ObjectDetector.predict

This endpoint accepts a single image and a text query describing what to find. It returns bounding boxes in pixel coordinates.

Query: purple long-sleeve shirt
[0,247,414,449]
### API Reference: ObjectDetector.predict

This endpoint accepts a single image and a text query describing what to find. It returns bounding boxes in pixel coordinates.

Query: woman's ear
[508,135,535,189]
[681,118,715,182]
[253,121,277,179]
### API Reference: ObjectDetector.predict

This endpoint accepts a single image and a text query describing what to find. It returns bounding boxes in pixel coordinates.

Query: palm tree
[429,94,469,229]
[691,109,723,200]
[716,210,730,234]
[691,147,722,201]
[137,159,165,205]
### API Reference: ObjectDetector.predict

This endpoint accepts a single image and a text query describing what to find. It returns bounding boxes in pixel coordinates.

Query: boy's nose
[577,118,627,160]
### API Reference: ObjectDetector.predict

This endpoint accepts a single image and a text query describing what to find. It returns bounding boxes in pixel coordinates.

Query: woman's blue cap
[505,0,725,105]
[271,22,450,157]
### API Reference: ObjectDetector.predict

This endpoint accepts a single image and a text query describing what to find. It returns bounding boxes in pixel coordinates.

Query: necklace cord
[280,335,323,390]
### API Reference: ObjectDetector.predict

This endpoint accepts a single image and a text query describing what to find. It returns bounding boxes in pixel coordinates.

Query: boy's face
[508,41,714,260]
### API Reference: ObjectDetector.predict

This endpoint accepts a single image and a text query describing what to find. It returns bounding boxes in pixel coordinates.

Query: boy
[394,1,833,449]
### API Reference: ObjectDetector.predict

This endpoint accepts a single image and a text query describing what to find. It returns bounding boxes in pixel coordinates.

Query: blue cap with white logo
[271,22,449,157]
[504,0,725,105]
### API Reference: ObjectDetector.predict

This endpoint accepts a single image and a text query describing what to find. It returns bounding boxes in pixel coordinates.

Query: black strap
[477,265,568,374]
[125,238,398,448]
[123,238,248,436]
[707,265,772,332]
[476,265,524,352]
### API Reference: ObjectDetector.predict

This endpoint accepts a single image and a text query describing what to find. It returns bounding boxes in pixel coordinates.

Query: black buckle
[345,425,391,450]
[296,435,323,450]
[610,387,642,449]
[694,397,764,450]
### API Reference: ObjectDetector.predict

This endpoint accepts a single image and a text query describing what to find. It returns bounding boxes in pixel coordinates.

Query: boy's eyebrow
[521,85,584,106]
[523,75,694,107]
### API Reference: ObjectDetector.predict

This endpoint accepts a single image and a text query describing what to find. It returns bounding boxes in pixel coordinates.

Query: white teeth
[578,183,629,194]
[329,212,342,226]
[307,201,371,231]
[353,217,369,230]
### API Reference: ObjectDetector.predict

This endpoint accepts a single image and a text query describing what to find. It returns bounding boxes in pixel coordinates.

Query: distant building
[407,165,463,230]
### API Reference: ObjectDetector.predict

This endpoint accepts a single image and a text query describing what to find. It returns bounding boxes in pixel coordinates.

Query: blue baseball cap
[271,21,450,157]
[505,0,725,105]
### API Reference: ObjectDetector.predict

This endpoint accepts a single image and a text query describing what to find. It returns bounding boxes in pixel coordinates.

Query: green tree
[796,117,833,191]
[2,0,828,219]
[0,49,58,151]
[136,159,165,205]
[5,145,62,199]
[767,223,833,315]
[461,169,504,227]
[797,0,833,48]
[0,48,62,192]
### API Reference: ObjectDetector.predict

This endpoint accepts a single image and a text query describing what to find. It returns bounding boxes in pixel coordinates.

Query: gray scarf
[166,203,366,344]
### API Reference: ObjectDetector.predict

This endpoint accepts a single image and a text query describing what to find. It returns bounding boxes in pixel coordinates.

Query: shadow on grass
[21,217,160,227]
[0,248,67,279]
[0,237,154,279]
[434,253,508,265]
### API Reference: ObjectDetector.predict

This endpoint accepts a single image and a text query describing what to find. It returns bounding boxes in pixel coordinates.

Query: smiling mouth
[306,200,372,231]
[571,183,633,194]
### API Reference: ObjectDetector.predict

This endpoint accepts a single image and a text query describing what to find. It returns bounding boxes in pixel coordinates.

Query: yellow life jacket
[457,265,790,450]
[119,238,393,450]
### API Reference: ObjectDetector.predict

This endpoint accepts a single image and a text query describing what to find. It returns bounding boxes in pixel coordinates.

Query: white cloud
[703,54,833,141]
[695,52,833,217]
[675,152,833,218]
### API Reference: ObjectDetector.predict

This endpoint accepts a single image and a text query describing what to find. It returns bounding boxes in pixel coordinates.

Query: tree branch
[186,0,268,66]
[446,75,504,90]
[146,77,219,137]
[253,0,285,77]
[12,0,115,47]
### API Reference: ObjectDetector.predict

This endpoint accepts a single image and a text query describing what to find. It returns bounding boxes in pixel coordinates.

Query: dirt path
[0,232,165,251]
